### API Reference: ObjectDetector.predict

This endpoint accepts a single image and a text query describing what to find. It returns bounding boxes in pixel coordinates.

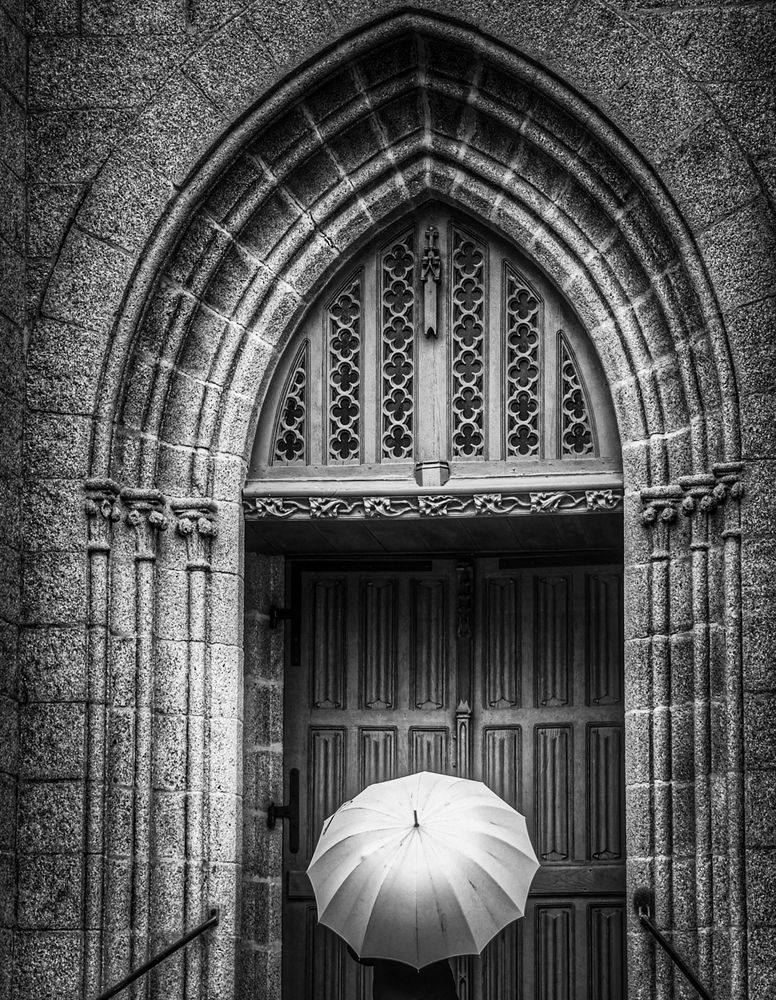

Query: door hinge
[267,767,300,853]
[269,605,292,629]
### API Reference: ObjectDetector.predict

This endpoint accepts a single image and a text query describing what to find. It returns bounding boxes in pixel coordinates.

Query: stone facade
[0,2,775,999]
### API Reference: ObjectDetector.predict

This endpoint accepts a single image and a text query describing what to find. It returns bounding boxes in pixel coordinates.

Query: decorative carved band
[83,485,219,562]
[242,489,622,520]
[640,467,744,524]
[639,465,744,553]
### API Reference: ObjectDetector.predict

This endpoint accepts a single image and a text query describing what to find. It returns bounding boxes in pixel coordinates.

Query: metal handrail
[633,890,712,1000]
[97,907,220,1000]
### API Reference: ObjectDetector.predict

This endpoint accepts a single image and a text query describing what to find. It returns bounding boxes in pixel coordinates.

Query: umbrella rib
[355,832,419,956]
[429,836,527,916]
[416,831,480,955]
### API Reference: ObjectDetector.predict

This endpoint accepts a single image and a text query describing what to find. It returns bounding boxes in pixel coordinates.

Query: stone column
[678,473,718,987]
[715,463,746,996]
[638,485,683,1000]
[83,479,121,998]
[122,489,168,990]
[169,499,218,1000]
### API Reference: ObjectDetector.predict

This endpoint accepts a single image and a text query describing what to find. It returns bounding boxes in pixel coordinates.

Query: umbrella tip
[413,809,419,828]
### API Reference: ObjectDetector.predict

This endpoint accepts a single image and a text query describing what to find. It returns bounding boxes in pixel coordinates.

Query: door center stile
[454,560,474,781]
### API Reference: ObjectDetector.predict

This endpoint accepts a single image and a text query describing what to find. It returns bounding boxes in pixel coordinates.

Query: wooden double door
[281,556,625,999]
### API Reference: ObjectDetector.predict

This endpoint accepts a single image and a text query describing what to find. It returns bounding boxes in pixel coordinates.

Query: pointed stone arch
[90,15,739,493]
[74,13,748,1000]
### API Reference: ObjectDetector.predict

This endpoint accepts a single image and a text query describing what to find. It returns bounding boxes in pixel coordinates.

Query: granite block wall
[0,2,774,998]
[0,0,25,994]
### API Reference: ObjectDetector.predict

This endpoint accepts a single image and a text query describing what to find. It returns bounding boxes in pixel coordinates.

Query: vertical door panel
[412,579,448,710]
[536,906,573,1000]
[283,562,459,1000]
[588,905,625,1000]
[360,728,396,787]
[536,726,573,863]
[470,560,624,1000]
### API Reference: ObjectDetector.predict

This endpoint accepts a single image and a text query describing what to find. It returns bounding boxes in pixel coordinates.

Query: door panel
[281,557,625,999]
[283,561,460,1000]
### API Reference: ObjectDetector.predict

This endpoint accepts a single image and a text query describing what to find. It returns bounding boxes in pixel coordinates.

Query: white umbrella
[307,770,540,969]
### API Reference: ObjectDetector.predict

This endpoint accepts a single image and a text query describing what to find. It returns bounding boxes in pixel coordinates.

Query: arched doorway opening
[244,202,625,998]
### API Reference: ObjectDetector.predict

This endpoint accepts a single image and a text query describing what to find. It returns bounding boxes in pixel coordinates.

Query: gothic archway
[80,13,746,1000]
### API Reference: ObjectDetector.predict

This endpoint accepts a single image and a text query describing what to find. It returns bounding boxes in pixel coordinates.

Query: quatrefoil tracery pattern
[328,274,362,462]
[264,216,604,473]
[559,333,594,456]
[381,232,415,460]
[504,265,541,457]
[272,342,308,464]
[451,228,486,459]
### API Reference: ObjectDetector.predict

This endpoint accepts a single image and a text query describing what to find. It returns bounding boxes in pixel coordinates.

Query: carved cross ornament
[420,225,441,339]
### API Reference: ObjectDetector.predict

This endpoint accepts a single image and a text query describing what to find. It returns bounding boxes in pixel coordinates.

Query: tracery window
[255,206,620,491]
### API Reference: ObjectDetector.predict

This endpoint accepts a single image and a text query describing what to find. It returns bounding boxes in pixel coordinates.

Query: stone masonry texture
[0,1,774,999]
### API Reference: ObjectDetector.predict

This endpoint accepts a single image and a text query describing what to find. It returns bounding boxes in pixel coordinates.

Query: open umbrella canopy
[307,771,540,969]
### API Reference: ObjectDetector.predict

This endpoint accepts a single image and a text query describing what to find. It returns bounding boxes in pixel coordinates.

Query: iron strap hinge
[267,768,300,854]
[269,605,292,629]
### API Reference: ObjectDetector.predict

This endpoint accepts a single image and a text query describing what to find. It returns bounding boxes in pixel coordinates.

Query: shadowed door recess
[280,557,625,999]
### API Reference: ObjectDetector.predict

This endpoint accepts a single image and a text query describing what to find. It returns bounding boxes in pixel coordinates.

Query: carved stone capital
[641,464,746,551]
[170,498,218,569]
[84,479,121,552]
[639,485,682,559]
[713,462,745,539]
[677,474,718,548]
[121,488,168,560]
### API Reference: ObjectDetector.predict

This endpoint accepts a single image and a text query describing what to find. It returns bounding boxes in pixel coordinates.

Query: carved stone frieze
[242,488,624,520]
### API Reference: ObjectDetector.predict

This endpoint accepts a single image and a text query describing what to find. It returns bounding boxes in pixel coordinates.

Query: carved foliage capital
[83,484,219,564]
[171,499,218,568]
[122,489,168,560]
[640,464,745,550]
[84,479,121,551]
